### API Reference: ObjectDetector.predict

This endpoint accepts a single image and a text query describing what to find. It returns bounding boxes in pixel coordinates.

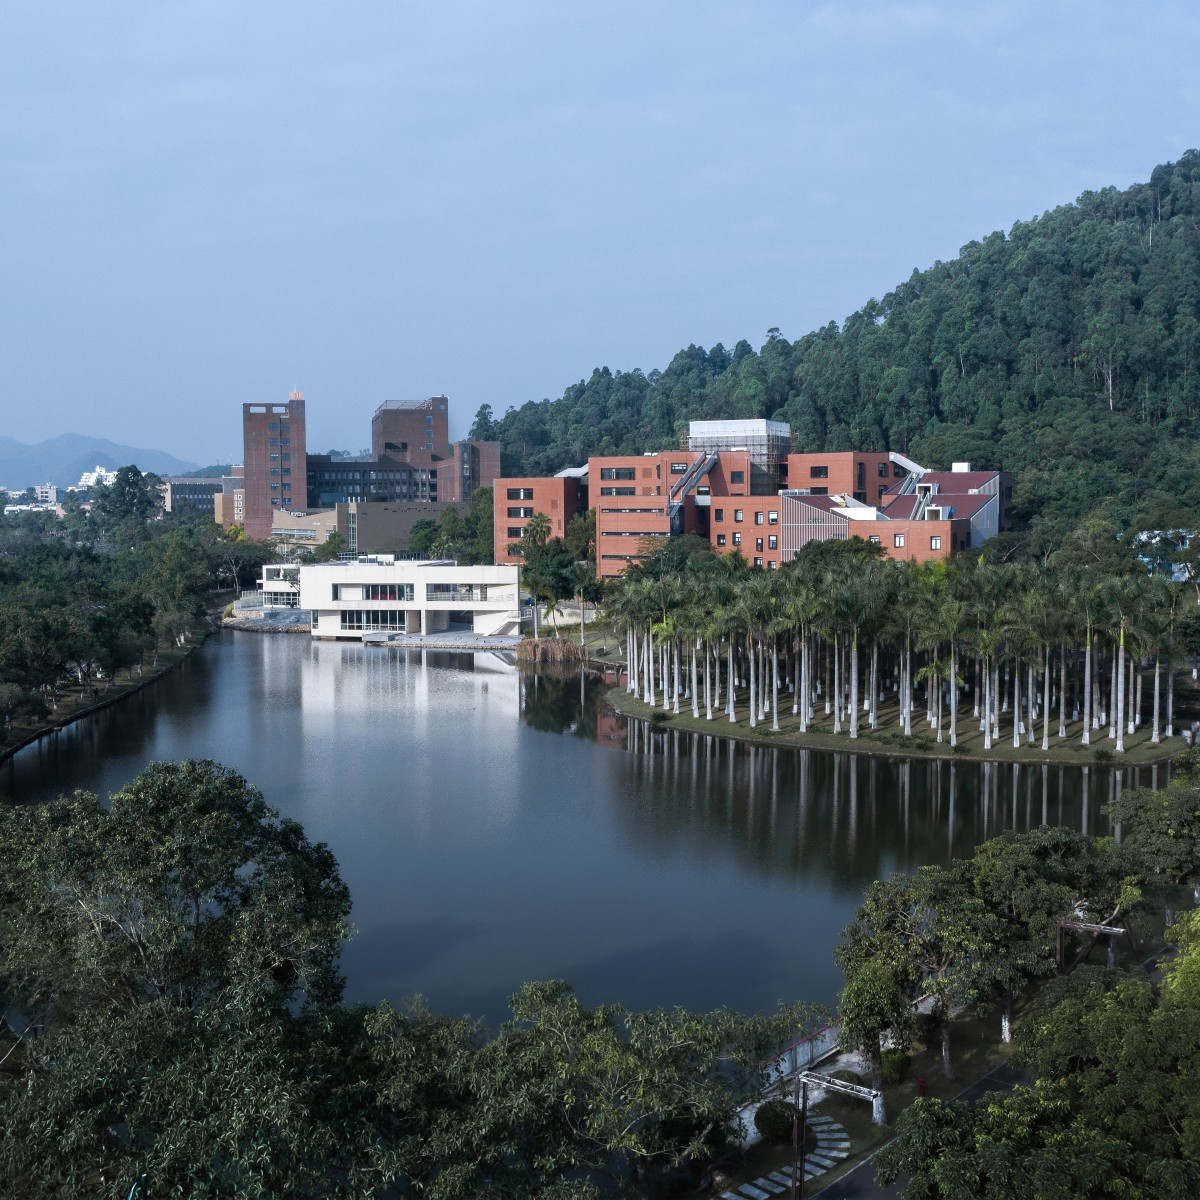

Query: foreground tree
[875,913,1200,1199]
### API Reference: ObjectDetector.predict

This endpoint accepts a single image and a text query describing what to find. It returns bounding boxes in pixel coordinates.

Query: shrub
[881,1048,911,1085]
[915,1010,942,1047]
[1093,747,1114,765]
[754,1099,803,1145]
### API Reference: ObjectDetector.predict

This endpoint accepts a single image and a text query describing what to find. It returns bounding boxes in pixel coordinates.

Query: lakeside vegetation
[0,468,274,755]
[1,756,1197,1196]
[602,535,1200,765]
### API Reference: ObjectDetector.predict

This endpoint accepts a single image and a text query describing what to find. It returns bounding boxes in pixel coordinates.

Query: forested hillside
[473,151,1200,551]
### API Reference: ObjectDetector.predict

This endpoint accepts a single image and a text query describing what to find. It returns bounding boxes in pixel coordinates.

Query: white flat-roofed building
[300,555,522,639]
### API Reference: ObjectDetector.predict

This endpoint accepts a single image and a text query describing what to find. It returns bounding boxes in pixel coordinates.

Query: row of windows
[863,534,944,550]
[364,583,415,601]
[715,533,778,550]
[599,467,637,481]
[600,530,668,538]
[339,610,409,631]
[599,507,664,515]
[507,487,535,500]
[713,508,779,525]
[507,506,534,518]
[599,486,636,496]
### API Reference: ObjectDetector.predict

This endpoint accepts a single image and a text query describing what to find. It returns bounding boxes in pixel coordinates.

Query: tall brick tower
[241,392,307,540]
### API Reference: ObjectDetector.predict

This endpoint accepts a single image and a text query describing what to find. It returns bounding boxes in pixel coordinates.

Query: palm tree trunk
[644,630,654,706]
[1115,627,1126,753]
[833,633,842,734]
[690,640,699,718]
[849,630,860,739]
[948,646,957,747]
[870,639,880,730]
[904,634,913,737]
[727,638,736,722]
[748,634,757,729]
[1012,659,1022,749]
[1059,644,1067,738]
[772,637,781,732]
[983,655,993,751]
[1151,654,1161,744]
[1082,628,1093,744]
[1042,645,1051,751]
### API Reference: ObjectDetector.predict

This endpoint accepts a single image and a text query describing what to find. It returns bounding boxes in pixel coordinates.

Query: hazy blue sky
[2,1,1197,464]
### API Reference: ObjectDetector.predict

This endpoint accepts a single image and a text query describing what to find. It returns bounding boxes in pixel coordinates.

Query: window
[768,511,778,525]
[754,511,764,525]
[600,467,636,481]
[809,487,828,495]
[893,533,906,548]
[507,527,524,539]
[670,462,688,474]
[732,532,742,546]
[893,464,907,477]
[714,508,724,522]
[755,537,763,552]
[507,507,534,518]
[810,465,828,478]
[930,535,942,550]
[734,509,744,523]
[868,535,880,545]
[365,583,414,601]
[768,534,778,550]
[507,487,534,500]
[730,470,745,484]
[716,533,726,547]
[754,557,763,568]
[878,462,888,477]
[768,560,778,571]
[331,584,340,600]
[600,487,636,496]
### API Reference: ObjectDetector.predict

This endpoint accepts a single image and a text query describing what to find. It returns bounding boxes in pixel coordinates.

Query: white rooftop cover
[688,419,791,438]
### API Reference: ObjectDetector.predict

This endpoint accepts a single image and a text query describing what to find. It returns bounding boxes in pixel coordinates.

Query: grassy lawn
[605,679,1184,767]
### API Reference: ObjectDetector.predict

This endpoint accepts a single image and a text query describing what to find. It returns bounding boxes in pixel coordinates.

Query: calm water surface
[0,632,1158,1024]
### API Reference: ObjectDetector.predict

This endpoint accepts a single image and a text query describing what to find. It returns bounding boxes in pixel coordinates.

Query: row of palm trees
[603,545,1198,753]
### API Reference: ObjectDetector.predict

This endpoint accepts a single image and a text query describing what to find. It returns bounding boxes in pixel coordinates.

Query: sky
[2,2,1198,466]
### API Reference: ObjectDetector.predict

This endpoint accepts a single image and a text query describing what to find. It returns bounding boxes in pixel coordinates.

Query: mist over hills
[0,434,199,490]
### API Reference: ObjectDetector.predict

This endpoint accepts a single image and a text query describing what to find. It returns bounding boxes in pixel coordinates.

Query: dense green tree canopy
[480,151,1200,552]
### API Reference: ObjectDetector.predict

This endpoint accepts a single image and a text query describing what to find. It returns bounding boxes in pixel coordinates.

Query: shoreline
[605,683,1185,768]
[0,631,211,768]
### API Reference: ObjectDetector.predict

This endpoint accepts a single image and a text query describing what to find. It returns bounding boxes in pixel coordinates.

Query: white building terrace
[298,555,522,640]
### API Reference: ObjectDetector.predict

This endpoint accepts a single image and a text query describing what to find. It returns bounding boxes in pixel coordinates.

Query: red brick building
[242,392,307,540]
[495,473,588,564]
[492,424,1011,578]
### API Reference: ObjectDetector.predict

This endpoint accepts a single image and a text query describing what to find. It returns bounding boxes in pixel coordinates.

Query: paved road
[813,1063,1031,1198]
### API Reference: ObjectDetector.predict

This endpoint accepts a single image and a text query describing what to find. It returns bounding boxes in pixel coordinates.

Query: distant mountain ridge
[0,434,199,490]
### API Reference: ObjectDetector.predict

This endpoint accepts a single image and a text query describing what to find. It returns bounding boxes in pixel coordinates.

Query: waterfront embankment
[607,680,1188,767]
[0,631,209,767]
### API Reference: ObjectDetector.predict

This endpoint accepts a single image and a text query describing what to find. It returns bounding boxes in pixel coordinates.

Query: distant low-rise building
[162,476,223,516]
[493,424,1012,578]
[300,555,522,639]
[270,499,469,555]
